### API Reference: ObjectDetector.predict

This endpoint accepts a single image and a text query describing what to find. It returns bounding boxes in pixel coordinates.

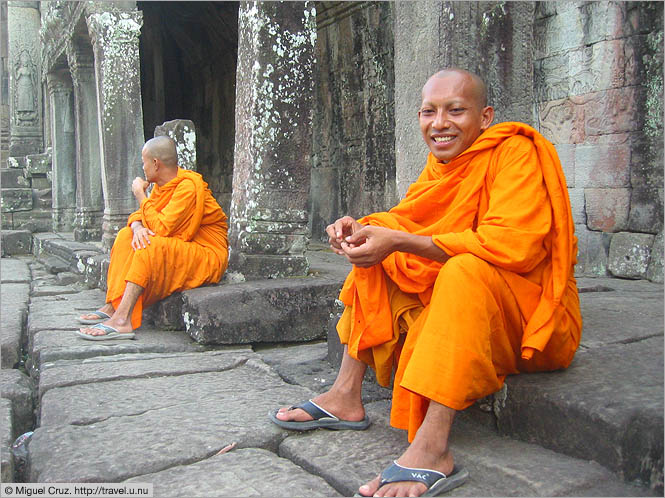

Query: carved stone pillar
[46,70,76,231]
[87,11,145,251]
[229,1,316,278]
[67,41,103,241]
[7,0,43,156]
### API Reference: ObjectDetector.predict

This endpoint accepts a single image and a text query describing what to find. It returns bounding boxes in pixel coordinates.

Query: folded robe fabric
[105,168,228,329]
[337,122,582,435]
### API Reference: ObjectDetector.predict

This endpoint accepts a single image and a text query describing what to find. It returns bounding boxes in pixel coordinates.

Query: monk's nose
[432,111,450,130]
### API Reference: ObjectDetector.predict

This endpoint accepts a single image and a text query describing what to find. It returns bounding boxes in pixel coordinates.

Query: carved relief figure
[15,50,38,125]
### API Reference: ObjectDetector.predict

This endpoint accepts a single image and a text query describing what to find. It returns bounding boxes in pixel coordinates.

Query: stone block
[55,272,80,286]
[42,255,69,274]
[498,337,663,491]
[579,1,626,44]
[0,369,34,439]
[608,231,655,279]
[554,144,575,187]
[30,177,51,190]
[647,231,664,283]
[180,275,344,345]
[568,188,586,225]
[574,143,630,188]
[1,168,28,188]
[628,187,664,234]
[533,8,585,60]
[81,253,108,289]
[630,133,664,189]
[1,230,32,256]
[24,153,52,176]
[0,282,30,369]
[12,210,52,233]
[154,119,197,171]
[149,293,184,330]
[584,188,630,232]
[574,224,610,277]
[0,189,32,213]
[1,258,31,283]
[538,98,585,144]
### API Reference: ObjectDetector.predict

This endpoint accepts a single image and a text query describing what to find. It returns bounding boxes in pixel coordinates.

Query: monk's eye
[450,108,465,114]
[420,109,434,115]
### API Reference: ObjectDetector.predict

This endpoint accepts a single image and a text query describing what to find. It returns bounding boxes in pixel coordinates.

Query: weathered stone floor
[1,243,662,496]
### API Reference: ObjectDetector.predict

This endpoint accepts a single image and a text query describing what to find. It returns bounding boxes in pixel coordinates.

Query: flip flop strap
[290,400,339,422]
[91,323,118,334]
[379,461,446,488]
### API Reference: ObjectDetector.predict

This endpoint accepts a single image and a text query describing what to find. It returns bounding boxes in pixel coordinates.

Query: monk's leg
[79,282,144,336]
[275,344,367,423]
[359,402,455,497]
[360,254,522,496]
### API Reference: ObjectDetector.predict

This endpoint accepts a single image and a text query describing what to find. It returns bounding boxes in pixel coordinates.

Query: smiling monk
[76,136,228,341]
[270,68,582,497]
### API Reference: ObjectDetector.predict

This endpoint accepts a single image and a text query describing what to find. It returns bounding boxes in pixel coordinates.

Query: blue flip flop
[269,399,370,431]
[355,461,469,497]
[74,323,135,341]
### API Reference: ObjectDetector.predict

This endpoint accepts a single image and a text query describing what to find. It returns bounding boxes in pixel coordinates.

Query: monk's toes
[357,475,381,497]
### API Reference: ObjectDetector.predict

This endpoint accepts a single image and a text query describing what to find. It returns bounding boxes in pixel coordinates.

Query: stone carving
[14,50,38,125]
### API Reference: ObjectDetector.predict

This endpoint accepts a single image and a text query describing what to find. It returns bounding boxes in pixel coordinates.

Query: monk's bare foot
[357,430,454,497]
[274,389,365,423]
[78,316,134,337]
[79,303,115,321]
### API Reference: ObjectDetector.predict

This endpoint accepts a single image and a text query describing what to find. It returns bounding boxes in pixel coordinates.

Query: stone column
[67,42,104,241]
[229,1,316,278]
[87,10,145,251]
[7,1,43,156]
[46,70,76,231]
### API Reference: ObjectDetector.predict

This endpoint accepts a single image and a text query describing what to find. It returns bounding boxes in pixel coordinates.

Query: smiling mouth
[433,136,454,143]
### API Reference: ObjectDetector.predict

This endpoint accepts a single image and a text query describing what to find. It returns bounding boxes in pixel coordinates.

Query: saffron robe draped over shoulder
[106,168,228,329]
[337,122,582,440]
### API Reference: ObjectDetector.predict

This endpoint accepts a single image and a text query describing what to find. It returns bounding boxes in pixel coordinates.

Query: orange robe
[105,168,228,329]
[337,122,582,441]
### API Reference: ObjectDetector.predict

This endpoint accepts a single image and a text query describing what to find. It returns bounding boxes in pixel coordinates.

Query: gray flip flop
[269,399,370,431]
[74,323,135,341]
[77,310,111,325]
[354,461,468,497]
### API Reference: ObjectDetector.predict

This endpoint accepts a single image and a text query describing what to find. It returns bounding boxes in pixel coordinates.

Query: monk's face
[418,72,494,162]
[141,148,158,183]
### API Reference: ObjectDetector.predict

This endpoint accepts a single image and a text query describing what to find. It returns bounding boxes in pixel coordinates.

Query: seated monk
[270,68,582,497]
[76,136,228,341]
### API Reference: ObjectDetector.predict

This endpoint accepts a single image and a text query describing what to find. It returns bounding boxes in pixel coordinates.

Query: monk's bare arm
[342,226,450,268]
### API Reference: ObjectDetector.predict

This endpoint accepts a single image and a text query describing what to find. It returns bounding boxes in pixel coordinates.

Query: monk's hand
[326,216,365,255]
[132,177,150,202]
[341,226,396,267]
[131,222,155,250]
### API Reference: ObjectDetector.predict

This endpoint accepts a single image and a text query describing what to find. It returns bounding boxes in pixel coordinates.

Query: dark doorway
[138,1,239,212]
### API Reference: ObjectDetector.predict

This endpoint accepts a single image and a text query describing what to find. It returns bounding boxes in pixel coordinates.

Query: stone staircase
[0,231,662,495]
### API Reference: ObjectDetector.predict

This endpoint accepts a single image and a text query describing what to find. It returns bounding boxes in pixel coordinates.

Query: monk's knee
[112,226,134,248]
[438,253,491,282]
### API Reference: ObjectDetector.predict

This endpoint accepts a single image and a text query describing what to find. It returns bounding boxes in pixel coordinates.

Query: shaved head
[425,68,488,108]
[143,136,178,168]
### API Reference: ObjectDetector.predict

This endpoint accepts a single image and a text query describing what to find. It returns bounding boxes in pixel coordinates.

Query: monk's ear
[480,106,494,131]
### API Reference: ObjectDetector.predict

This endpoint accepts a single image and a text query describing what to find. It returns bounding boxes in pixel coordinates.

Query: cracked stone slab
[30,325,212,377]
[29,359,315,482]
[579,290,664,348]
[38,349,253,400]
[279,401,654,496]
[1,258,31,283]
[30,284,81,297]
[124,447,340,496]
[0,369,34,439]
[499,336,663,491]
[256,342,392,404]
